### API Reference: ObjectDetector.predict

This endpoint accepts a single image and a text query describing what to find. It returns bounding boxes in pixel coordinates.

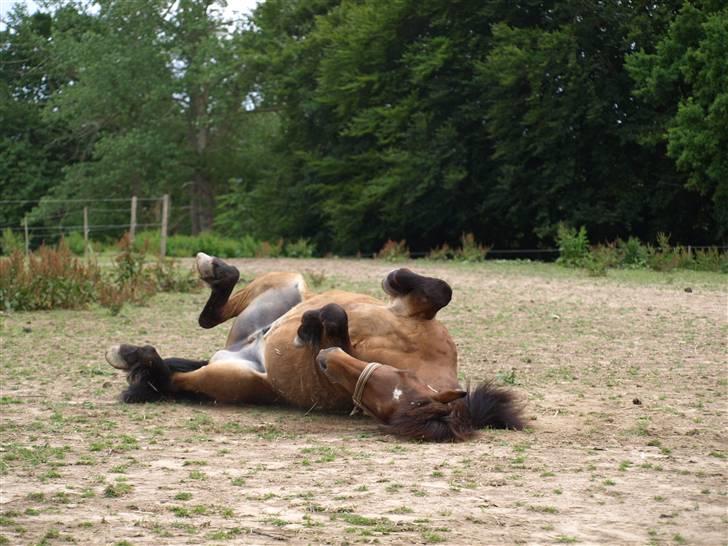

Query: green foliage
[1,0,725,254]
[627,3,728,237]
[1,229,23,256]
[556,225,590,268]
[284,238,316,258]
[64,232,86,256]
[618,237,649,269]
[427,243,452,261]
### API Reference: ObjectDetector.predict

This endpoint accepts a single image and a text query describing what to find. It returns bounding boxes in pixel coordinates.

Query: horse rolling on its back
[105,253,524,441]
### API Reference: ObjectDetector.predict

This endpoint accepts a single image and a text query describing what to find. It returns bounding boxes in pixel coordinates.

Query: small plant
[376,239,410,261]
[65,232,87,256]
[284,238,316,258]
[1,228,23,255]
[618,237,649,268]
[427,243,452,261]
[453,233,489,262]
[556,224,590,268]
[256,239,284,258]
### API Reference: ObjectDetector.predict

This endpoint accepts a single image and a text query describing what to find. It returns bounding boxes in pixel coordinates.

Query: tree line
[1,0,725,254]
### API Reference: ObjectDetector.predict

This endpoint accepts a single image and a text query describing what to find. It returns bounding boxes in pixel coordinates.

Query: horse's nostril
[317,357,328,371]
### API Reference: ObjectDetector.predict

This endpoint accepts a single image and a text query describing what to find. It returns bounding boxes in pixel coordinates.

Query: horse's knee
[295,303,352,353]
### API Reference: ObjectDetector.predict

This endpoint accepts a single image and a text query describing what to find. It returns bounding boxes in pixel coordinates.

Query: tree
[627,2,728,239]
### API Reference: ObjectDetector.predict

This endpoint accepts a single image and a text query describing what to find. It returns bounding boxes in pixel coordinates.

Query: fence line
[2,195,170,257]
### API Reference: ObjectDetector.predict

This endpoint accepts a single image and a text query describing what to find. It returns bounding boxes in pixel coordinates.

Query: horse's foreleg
[105,344,208,403]
[295,303,353,356]
[171,361,277,404]
[196,253,308,329]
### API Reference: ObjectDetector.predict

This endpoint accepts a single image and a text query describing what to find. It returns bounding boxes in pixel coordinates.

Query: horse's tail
[122,358,208,403]
[464,381,525,431]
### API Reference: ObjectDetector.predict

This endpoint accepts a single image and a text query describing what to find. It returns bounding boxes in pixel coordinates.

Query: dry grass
[0,258,725,545]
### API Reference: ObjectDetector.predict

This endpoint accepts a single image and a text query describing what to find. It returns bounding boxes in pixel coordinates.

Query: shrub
[1,228,23,256]
[0,243,99,311]
[284,238,316,258]
[556,225,590,268]
[65,232,87,256]
[453,233,489,262]
[0,238,199,313]
[427,243,452,261]
[256,239,284,258]
[376,239,410,261]
[692,248,727,272]
[617,237,649,269]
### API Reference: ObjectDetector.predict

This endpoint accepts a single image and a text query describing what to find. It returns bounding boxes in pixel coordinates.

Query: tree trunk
[190,172,214,234]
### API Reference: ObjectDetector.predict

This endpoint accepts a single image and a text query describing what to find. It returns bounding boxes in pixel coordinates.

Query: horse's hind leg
[171,360,276,404]
[196,253,308,330]
[382,268,453,319]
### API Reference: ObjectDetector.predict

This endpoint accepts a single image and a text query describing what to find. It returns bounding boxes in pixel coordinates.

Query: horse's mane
[383,381,525,442]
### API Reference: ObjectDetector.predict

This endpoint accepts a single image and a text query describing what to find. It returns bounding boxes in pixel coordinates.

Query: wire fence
[1,195,170,256]
[1,196,725,258]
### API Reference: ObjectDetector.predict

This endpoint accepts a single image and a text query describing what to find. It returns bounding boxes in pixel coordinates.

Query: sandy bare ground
[1,258,726,545]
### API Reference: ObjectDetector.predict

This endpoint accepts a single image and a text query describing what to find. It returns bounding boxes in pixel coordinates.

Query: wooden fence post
[83,206,89,259]
[24,216,29,256]
[161,194,169,258]
[130,195,138,244]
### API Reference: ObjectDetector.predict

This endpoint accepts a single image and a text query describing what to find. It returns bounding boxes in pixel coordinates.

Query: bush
[556,225,590,268]
[617,237,649,269]
[284,238,316,258]
[256,239,284,257]
[454,233,489,262]
[65,232,87,256]
[1,228,23,256]
[0,242,100,311]
[427,243,453,261]
[376,239,410,261]
[692,248,727,272]
[0,238,199,313]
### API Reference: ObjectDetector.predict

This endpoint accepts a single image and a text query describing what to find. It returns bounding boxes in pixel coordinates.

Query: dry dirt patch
[1,259,726,545]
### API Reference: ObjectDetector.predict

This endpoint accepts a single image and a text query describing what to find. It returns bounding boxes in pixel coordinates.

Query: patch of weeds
[0,396,22,405]
[300,446,337,463]
[354,485,368,492]
[188,470,207,480]
[673,534,687,544]
[496,368,518,385]
[182,459,207,467]
[389,506,413,514]
[265,517,291,527]
[230,477,245,486]
[385,483,402,493]
[528,505,559,514]
[708,450,725,459]
[207,527,242,540]
[174,492,192,501]
[170,506,191,518]
[421,530,447,543]
[431,470,444,478]
[603,479,616,486]
[556,535,578,544]
[104,480,133,498]
[618,460,633,471]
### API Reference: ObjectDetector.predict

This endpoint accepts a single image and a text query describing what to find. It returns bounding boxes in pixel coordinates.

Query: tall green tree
[627,2,728,239]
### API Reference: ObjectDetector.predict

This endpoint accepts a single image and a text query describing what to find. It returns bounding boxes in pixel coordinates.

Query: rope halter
[349,362,382,416]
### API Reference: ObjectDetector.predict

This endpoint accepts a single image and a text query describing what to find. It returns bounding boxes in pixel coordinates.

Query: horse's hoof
[105,345,129,370]
[196,252,215,281]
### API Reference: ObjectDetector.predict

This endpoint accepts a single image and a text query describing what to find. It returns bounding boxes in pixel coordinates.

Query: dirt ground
[1,258,726,545]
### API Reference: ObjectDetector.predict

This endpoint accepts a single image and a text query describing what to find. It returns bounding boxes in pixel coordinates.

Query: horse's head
[316,348,469,436]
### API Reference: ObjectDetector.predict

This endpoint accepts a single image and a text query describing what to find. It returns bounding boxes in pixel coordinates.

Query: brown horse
[105,253,524,441]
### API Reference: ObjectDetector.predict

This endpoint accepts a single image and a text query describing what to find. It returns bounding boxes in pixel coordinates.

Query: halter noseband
[350,362,382,416]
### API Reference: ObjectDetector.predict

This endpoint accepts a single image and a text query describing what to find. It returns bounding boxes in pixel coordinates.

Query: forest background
[1,0,726,255]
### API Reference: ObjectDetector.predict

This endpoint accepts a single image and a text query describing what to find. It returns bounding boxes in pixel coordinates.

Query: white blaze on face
[392,387,403,401]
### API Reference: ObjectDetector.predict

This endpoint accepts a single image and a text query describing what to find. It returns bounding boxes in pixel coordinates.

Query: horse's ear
[431,389,467,404]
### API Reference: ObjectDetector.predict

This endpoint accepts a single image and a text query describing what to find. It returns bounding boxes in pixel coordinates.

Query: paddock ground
[1,258,726,545]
